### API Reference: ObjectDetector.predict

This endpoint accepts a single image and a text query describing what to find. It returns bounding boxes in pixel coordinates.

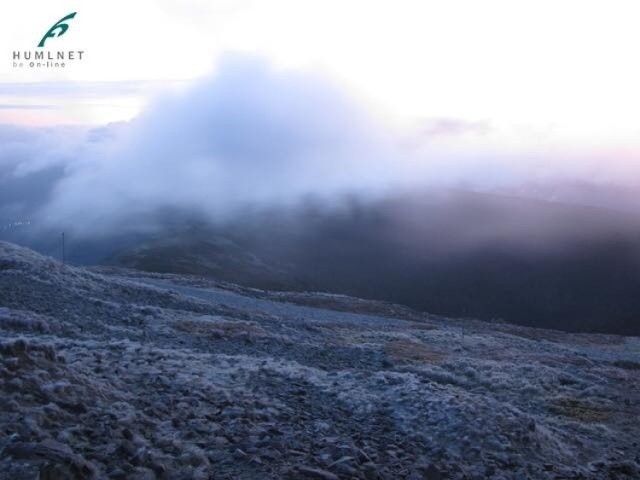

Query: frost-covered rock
[0,241,639,479]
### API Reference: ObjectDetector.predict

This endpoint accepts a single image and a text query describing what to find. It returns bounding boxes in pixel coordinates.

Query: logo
[12,11,85,70]
[38,12,77,47]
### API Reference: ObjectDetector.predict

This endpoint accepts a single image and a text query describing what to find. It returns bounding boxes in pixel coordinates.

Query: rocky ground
[0,241,639,480]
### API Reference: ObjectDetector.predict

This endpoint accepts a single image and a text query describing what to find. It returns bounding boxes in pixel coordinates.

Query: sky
[3,1,640,141]
[2,0,640,233]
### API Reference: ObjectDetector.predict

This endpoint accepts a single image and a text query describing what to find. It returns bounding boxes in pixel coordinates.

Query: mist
[2,54,640,248]
[31,56,409,234]
[2,55,640,334]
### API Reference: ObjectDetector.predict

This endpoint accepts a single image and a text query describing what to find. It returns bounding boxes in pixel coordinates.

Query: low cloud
[418,118,491,137]
[1,54,640,239]
[0,124,87,220]
[35,55,405,233]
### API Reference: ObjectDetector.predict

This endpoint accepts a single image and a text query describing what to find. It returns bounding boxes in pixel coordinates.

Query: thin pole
[62,232,65,265]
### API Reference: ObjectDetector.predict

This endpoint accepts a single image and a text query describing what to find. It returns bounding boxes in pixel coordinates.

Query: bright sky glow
[2,0,640,154]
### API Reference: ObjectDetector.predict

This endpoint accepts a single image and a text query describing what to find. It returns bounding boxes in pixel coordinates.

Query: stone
[7,440,97,479]
[297,465,340,480]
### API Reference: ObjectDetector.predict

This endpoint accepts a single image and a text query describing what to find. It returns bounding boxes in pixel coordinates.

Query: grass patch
[385,339,443,363]
[549,397,611,422]
[173,317,266,339]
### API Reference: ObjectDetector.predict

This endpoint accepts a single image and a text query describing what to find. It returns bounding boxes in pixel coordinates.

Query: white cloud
[1,54,640,236]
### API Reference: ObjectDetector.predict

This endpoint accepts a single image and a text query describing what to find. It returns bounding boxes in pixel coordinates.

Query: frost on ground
[1,241,639,480]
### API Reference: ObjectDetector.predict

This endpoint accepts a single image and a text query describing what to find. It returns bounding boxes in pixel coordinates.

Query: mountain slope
[1,241,639,479]
[114,191,640,335]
